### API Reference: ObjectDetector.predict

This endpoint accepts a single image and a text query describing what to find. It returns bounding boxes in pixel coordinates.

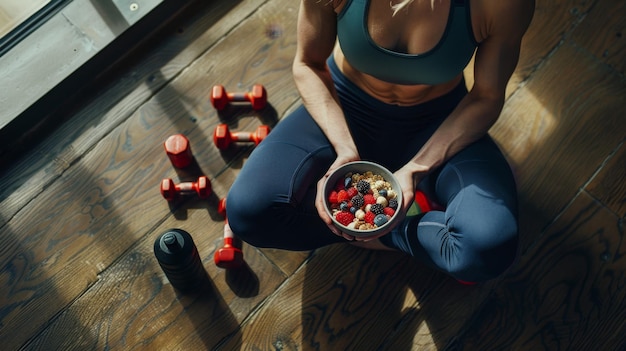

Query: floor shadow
[225,261,261,298]
[216,102,280,128]
[0,161,240,349]
[445,193,626,350]
[89,0,129,36]
[215,102,280,168]
[0,213,100,350]
[300,246,433,351]
[174,267,243,350]
[0,1,248,345]
[169,191,225,222]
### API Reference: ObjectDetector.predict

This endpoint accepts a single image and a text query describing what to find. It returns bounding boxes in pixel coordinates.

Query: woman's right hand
[315,150,360,240]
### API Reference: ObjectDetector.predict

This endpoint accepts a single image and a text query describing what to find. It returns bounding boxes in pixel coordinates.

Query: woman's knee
[450,220,519,282]
[225,180,276,247]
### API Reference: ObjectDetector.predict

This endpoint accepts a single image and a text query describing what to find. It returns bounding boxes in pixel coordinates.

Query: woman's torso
[333,0,487,106]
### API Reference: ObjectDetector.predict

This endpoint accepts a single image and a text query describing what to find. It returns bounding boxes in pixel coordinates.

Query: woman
[226,0,534,283]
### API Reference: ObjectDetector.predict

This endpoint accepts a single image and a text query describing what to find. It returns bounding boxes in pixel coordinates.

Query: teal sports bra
[337,0,478,85]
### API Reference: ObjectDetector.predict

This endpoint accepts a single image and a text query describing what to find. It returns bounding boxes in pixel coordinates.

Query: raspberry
[388,198,398,209]
[346,187,359,199]
[351,194,364,209]
[356,180,370,194]
[370,203,384,215]
[363,194,376,205]
[328,191,338,204]
[383,207,396,216]
[364,211,375,224]
[337,190,350,203]
[335,211,355,226]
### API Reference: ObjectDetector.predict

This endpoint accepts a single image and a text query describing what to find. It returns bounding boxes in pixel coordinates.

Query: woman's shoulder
[305,0,349,13]
[474,0,534,41]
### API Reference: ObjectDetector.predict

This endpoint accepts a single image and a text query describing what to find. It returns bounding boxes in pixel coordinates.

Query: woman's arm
[395,0,535,209]
[294,0,360,238]
[293,0,359,160]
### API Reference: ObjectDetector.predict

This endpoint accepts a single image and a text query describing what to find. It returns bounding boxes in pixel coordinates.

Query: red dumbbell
[214,221,244,269]
[217,197,227,218]
[213,123,271,150]
[164,134,193,168]
[210,84,267,111]
[160,176,211,201]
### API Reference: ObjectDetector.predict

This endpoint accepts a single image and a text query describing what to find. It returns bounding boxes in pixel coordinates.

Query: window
[0,0,187,151]
[0,0,70,57]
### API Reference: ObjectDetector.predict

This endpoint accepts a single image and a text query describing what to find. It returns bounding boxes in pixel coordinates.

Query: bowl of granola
[323,161,403,239]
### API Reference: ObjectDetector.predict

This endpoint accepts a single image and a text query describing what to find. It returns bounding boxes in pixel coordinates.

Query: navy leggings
[227,56,519,282]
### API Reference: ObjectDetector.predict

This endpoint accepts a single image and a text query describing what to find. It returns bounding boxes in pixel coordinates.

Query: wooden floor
[1,0,624,350]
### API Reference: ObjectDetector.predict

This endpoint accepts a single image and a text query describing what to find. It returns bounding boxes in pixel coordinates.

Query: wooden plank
[219,242,496,350]
[260,248,311,277]
[586,143,626,217]
[451,192,626,350]
[0,0,265,228]
[22,207,287,350]
[218,245,436,350]
[378,278,497,350]
[514,0,595,81]
[570,0,625,75]
[3,0,623,350]
[489,41,626,250]
[0,0,301,348]
[463,0,596,96]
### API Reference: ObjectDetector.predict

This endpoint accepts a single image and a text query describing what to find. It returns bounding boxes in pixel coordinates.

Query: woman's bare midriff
[333,47,464,106]
[331,0,480,106]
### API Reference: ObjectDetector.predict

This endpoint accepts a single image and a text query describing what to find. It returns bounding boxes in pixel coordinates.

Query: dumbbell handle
[213,124,270,149]
[228,92,250,102]
[211,84,267,111]
[176,182,199,194]
[160,176,211,201]
[218,198,227,218]
[230,131,259,142]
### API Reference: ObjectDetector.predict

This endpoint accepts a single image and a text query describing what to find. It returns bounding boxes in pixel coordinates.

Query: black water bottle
[154,228,208,292]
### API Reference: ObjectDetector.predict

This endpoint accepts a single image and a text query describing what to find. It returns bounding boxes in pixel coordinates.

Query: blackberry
[356,180,370,194]
[351,194,364,209]
[388,198,398,210]
[370,203,384,215]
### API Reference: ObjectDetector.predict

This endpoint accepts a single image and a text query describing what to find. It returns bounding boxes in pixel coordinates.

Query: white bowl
[322,161,403,239]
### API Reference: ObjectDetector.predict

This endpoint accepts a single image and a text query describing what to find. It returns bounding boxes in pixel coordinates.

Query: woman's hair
[326,0,436,16]
[391,0,436,16]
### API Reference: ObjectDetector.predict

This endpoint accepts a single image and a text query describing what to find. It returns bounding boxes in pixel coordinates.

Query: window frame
[0,0,192,158]
[0,0,71,57]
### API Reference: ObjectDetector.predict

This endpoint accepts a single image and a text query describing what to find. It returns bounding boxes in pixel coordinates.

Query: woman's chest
[336,0,485,54]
